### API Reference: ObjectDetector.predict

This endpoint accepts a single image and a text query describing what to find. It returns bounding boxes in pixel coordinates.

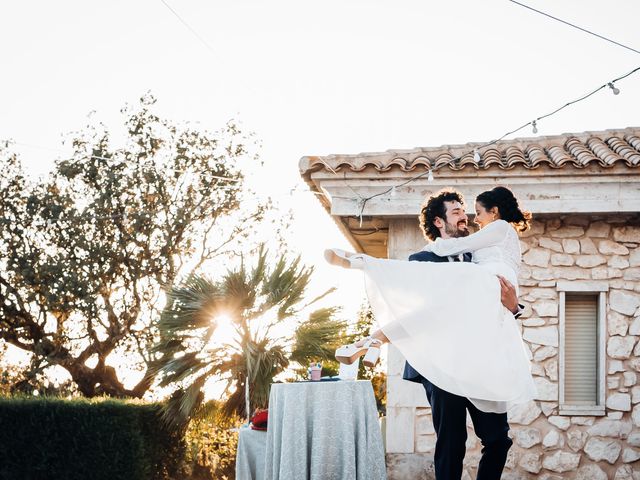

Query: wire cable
[509,0,640,56]
[159,0,217,56]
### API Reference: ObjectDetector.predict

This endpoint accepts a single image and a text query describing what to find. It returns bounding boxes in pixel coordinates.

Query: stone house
[299,127,640,479]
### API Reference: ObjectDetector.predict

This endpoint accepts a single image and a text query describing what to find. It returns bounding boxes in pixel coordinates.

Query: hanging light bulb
[532,120,538,134]
[390,186,397,197]
[427,170,434,182]
[473,149,481,162]
[608,82,620,95]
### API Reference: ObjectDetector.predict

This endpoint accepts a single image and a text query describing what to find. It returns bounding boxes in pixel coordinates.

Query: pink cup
[310,366,322,381]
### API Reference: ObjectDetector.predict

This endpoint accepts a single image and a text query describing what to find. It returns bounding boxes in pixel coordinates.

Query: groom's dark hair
[419,189,465,241]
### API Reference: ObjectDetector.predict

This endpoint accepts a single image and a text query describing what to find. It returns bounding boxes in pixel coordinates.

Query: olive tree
[0,94,269,397]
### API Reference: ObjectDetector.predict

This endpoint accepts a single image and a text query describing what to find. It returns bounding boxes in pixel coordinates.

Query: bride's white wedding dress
[344,219,536,413]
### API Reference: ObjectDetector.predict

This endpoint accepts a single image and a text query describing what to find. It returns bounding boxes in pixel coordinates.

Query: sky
[1,0,639,389]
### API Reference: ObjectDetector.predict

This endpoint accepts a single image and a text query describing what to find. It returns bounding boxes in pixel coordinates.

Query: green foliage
[183,411,240,480]
[152,245,315,428]
[290,307,350,378]
[0,396,186,480]
[0,94,263,398]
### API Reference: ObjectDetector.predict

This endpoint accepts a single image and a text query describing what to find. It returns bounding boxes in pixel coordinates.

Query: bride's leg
[335,330,388,366]
[354,329,389,347]
[372,329,390,344]
[349,330,388,368]
[362,330,386,368]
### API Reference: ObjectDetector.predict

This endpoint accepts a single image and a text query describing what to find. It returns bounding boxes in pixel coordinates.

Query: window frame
[557,280,607,416]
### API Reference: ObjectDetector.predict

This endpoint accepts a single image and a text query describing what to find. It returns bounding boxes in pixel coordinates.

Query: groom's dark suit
[403,250,512,480]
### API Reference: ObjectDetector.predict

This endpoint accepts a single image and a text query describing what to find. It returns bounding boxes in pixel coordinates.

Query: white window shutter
[564,294,598,405]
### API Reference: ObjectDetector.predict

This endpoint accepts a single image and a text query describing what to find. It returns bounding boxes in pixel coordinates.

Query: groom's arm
[408,251,445,263]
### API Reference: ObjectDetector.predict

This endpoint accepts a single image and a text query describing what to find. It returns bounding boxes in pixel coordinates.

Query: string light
[608,82,620,95]
[357,199,366,227]
[473,149,481,163]
[390,186,397,197]
[325,63,640,219]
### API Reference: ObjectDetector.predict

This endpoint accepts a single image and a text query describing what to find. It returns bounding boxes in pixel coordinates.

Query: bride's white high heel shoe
[362,340,382,368]
[324,248,363,269]
[335,337,383,367]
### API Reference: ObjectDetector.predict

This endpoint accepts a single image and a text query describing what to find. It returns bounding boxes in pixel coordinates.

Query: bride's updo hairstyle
[476,186,532,233]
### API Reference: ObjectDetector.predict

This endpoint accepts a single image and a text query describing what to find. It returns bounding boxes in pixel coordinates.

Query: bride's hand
[422,242,435,253]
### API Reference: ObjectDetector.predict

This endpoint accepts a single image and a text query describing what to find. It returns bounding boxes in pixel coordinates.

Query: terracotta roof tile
[299,127,640,176]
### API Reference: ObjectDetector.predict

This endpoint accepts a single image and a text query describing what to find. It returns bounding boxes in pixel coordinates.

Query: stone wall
[386,214,640,480]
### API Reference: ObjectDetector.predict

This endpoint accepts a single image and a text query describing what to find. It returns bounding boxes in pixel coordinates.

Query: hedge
[0,396,186,480]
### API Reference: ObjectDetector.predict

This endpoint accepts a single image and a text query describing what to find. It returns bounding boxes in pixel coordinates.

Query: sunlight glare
[210,313,237,347]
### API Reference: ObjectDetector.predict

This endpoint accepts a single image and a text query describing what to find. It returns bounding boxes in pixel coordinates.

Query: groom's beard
[444,220,470,238]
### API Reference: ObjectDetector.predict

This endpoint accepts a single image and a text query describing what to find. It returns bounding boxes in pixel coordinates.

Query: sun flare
[209,313,237,347]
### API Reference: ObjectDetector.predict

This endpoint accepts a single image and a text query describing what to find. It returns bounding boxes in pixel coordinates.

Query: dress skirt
[358,255,536,411]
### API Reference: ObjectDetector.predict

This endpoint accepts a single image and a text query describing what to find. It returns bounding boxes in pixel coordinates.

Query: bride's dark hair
[476,186,532,232]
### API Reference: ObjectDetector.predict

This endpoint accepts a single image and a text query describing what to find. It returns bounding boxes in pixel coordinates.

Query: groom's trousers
[421,377,512,480]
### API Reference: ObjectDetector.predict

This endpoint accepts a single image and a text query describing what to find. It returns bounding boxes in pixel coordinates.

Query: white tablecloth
[263,380,386,480]
[236,427,267,480]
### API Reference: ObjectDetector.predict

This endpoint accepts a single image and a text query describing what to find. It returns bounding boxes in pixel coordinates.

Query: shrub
[0,396,186,480]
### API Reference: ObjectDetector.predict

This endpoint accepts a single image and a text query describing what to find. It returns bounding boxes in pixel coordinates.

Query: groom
[403,188,522,480]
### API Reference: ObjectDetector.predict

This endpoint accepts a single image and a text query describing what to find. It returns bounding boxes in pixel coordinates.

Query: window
[558,281,607,416]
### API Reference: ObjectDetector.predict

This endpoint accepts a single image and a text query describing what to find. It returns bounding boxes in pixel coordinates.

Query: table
[236,427,267,480]
[263,380,386,480]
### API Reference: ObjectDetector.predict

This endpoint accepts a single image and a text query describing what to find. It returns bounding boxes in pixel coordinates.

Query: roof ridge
[300,126,640,173]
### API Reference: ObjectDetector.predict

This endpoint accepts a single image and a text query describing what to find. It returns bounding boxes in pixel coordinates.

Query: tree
[0,94,266,398]
[290,307,350,379]
[152,246,315,428]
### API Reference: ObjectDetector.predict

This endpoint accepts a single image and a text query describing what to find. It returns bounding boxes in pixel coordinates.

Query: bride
[326,186,537,411]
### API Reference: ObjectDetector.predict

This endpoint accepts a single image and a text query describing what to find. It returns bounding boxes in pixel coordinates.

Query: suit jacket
[402,250,472,383]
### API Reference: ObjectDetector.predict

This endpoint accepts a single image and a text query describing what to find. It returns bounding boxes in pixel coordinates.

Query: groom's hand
[497,275,519,315]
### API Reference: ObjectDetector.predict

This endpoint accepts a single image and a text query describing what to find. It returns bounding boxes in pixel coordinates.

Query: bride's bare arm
[425,219,510,257]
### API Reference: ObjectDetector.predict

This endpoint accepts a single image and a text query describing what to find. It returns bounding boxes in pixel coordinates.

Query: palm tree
[152,245,316,429]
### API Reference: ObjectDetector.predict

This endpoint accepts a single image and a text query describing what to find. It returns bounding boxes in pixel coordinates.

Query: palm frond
[222,267,255,315]
[302,287,337,309]
[159,275,226,333]
[161,374,207,430]
[277,264,313,319]
[249,244,268,289]
[290,307,349,364]
[155,352,208,387]
[259,254,313,320]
